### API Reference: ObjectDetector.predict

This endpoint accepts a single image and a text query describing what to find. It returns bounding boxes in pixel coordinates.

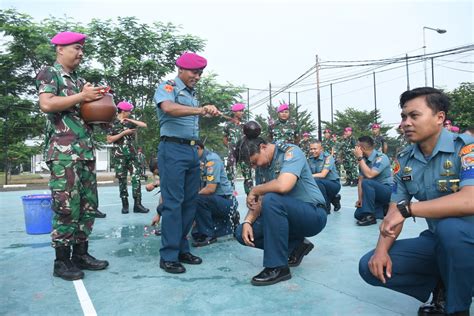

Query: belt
[160,136,196,146]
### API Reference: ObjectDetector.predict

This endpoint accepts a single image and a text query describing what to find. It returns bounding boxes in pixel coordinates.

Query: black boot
[418,281,445,316]
[121,197,129,214]
[93,209,106,218]
[72,241,109,270]
[342,180,351,187]
[331,194,341,212]
[350,180,358,187]
[53,245,84,281]
[133,197,149,213]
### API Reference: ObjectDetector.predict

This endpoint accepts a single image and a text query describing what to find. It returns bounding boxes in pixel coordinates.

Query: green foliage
[446,82,474,130]
[196,73,246,156]
[321,107,388,139]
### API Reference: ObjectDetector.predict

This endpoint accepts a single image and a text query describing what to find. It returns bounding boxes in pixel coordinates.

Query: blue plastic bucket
[21,194,53,235]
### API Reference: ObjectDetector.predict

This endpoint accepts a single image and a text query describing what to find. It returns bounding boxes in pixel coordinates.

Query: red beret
[231,103,245,112]
[176,52,207,70]
[344,127,353,132]
[371,123,381,129]
[51,31,87,46]
[277,104,289,113]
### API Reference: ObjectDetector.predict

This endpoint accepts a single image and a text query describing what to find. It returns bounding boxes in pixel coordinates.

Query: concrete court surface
[1,181,473,316]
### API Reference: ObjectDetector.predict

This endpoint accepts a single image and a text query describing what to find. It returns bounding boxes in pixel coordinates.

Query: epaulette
[275,141,291,152]
[165,80,176,86]
[456,133,474,146]
[396,144,414,159]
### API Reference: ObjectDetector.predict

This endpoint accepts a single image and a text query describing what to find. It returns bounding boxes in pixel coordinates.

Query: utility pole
[295,92,299,126]
[431,57,435,88]
[316,55,322,140]
[373,72,377,124]
[288,91,291,106]
[269,82,272,107]
[405,54,410,91]
[330,83,334,128]
[247,88,250,121]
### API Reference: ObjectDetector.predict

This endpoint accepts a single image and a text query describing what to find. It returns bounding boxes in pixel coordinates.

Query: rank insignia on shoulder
[164,84,174,92]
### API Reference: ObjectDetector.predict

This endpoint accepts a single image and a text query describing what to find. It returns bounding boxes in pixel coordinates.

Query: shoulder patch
[206,161,215,167]
[459,144,474,156]
[206,175,215,181]
[392,160,400,174]
[164,84,174,92]
[284,149,294,161]
[375,156,383,163]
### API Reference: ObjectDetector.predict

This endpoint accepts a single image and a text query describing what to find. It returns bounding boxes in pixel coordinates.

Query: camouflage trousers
[47,160,97,247]
[226,148,253,194]
[113,155,142,199]
[342,156,359,182]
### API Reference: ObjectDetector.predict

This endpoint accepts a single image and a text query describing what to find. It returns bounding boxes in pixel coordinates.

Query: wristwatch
[357,157,363,161]
[396,200,412,218]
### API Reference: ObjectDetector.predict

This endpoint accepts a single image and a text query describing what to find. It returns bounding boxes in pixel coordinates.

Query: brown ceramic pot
[80,93,117,124]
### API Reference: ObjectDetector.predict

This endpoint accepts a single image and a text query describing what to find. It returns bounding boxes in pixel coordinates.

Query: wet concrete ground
[1,182,472,315]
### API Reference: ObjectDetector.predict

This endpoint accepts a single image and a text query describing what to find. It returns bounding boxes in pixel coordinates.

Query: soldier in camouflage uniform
[298,132,312,157]
[268,103,300,144]
[223,103,253,194]
[137,147,147,180]
[36,31,108,281]
[371,123,388,153]
[107,101,149,214]
[340,127,358,186]
[322,129,336,155]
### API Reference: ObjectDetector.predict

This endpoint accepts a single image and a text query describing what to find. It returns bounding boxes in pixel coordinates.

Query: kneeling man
[234,129,327,286]
[308,140,341,213]
[192,141,239,247]
[354,136,393,226]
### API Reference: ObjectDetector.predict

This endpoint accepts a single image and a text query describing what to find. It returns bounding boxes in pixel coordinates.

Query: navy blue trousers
[235,193,327,268]
[315,179,341,210]
[359,218,474,314]
[194,194,237,238]
[354,178,391,220]
[157,141,200,262]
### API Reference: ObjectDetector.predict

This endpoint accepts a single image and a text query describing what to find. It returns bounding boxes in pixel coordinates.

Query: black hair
[358,136,374,148]
[399,87,449,115]
[149,158,158,174]
[310,139,322,146]
[195,139,205,149]
[235,137,267,164]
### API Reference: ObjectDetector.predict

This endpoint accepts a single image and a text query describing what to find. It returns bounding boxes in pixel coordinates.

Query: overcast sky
[4,0,473,133]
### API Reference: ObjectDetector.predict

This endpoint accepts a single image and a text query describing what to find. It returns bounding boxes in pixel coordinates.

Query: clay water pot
[80,93,117,124]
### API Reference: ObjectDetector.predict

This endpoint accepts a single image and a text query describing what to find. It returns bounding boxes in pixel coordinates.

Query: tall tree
[446,82,474,131]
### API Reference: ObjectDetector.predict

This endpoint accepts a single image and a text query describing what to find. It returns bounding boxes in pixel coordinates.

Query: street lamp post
[423,26,447,86]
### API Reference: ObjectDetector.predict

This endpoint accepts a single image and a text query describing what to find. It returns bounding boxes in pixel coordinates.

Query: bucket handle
[41,199,51,208]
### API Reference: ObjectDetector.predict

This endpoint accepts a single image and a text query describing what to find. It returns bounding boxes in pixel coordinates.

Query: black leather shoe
[418,281,445,316]
[192,236,217,248]
[160,259,186,274]
[350,180,358,187]
[331,194,341,212]
[288,238,314,267]
[178,252,202,265]
[342,181,351,187]
[357,215,376,226]
[93,209,106,218]
[251,267,291,286]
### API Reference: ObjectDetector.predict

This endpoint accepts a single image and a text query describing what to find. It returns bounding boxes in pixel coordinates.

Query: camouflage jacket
[109,117,138,157]
[268,119,299,144]
[36,62,94,162]
[340,136,356,152]
[224,119,246,148]
[322,137,335,154]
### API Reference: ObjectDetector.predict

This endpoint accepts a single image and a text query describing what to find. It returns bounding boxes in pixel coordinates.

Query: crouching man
[234,122,327,286]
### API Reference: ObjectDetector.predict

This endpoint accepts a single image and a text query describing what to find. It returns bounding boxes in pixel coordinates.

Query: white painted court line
[73,280,97,316]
